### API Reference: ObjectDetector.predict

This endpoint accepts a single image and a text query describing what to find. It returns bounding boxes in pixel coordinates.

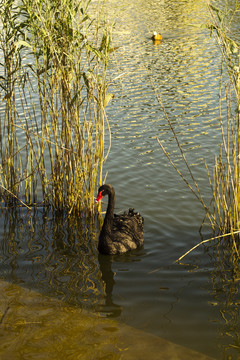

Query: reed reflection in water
[0,206,240,358]
[0,207,103,309]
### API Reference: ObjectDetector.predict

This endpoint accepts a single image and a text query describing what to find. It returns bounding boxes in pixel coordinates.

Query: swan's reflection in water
[98,254,122,318]
[97,248,146,318]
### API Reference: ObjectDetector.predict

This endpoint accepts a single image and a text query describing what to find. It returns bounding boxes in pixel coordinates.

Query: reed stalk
[0,0,113,214]
[206,1,240,238]
[156,0,240,259]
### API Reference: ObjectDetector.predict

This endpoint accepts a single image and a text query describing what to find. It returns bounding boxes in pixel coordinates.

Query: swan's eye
[95,190,103,203]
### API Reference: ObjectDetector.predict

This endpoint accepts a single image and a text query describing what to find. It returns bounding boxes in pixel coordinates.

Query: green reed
[0,0,112,214]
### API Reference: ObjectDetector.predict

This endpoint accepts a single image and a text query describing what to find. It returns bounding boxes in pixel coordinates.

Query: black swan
[95,184,144,255]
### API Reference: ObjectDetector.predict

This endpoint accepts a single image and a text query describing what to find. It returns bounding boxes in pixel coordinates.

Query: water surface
[1,0,240,359]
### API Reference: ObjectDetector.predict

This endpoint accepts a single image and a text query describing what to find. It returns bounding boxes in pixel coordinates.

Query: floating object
[151,31,162,41]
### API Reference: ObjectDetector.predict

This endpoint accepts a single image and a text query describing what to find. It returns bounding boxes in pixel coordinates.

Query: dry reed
[0,0,113,215]
[155,0,240,260]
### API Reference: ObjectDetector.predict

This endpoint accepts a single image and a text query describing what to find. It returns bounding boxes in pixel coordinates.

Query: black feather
[97,184,144,255]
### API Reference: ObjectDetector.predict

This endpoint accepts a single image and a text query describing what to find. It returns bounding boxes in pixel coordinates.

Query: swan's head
[95,184,114,203]
[95,190,103,203]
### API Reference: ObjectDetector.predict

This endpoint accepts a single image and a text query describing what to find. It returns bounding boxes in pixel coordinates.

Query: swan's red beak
[95,190,103,203]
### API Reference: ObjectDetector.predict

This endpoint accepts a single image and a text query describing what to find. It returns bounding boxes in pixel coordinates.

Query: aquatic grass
[0,0,113,214]
[206,2,240,233]
[156,0,240,259]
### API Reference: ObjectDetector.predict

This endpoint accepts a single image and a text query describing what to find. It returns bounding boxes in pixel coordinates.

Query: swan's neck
[103,191,115,231]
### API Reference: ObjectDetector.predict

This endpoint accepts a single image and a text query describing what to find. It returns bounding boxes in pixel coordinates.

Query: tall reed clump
[156,1,240,259]
[0,0,112,214]
[206,2,240,238]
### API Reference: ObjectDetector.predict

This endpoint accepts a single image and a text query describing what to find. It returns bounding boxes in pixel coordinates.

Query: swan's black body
[96,184,144,255]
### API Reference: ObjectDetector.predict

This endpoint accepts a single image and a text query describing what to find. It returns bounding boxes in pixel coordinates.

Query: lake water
[1,0,240,359]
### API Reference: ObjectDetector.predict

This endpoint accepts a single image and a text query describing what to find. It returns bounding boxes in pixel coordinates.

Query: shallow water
[0,0,240,359]
[0,279,216,360]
